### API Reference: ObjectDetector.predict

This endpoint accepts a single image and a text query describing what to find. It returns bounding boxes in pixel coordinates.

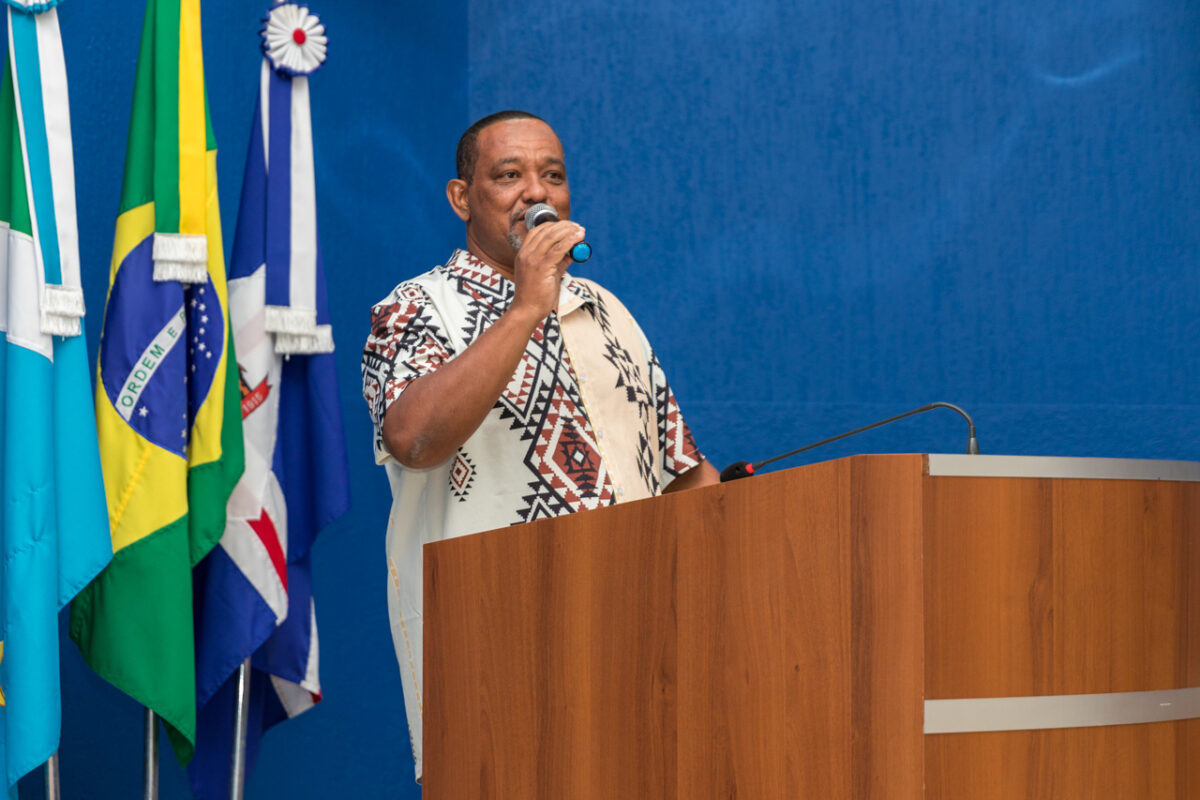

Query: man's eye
[546,172,564,182]
[499,171,518,180]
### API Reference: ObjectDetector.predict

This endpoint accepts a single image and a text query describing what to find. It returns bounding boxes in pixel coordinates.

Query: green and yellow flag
[69,0,243,765]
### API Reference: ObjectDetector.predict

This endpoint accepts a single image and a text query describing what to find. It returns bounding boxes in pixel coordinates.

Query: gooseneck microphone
[720,401,980,482]
[524,203,592,263]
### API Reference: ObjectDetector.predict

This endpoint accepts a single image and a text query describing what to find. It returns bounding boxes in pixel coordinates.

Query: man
[361,110,718,780]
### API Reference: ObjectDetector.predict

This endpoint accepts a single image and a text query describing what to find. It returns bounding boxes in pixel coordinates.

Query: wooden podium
[423,454,1200,798]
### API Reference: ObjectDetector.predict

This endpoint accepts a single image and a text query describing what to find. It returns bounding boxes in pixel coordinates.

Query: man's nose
[520,175,549,204]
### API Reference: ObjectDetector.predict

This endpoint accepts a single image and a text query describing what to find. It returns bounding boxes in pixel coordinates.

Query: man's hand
[382,222,584,471]
[510,220,586,319]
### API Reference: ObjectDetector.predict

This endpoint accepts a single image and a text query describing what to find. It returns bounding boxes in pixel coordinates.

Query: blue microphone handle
[570,241,592,263]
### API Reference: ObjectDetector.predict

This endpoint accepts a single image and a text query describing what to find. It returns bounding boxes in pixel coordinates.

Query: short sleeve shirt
[360,248,703,776]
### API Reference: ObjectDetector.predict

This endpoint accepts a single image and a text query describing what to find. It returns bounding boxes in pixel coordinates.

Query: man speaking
[361,110,718,780]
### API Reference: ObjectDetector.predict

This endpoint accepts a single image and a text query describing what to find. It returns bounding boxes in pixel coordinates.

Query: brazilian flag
[69,0,243,765]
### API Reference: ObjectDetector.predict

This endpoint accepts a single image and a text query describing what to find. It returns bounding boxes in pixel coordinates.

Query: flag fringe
[274,324,334,355]
[153,232,208,283]
[40,311,81,337]
[41,283,84,315]
[264,305,317,335]
[40,284,85,336]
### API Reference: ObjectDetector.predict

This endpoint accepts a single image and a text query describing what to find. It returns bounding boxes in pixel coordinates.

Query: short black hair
[456,110,548,183]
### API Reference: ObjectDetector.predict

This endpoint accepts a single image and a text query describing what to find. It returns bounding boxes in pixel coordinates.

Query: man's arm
[382,221,584,469]
[662,459,720,494]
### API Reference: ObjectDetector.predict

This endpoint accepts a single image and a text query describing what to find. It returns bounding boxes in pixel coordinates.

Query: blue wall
[16,0,1200,796]
[470,0,1200,466]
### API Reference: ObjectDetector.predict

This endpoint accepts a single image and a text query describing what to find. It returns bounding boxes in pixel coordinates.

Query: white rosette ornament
[261,2,327,76]
[256,1,334,354]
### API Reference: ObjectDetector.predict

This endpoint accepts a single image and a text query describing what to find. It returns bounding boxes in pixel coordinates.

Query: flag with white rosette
[189,3,348,796]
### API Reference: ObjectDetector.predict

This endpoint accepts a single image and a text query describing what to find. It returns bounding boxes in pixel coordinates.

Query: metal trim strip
[926,454,1200,482]
[924,687,1200,733]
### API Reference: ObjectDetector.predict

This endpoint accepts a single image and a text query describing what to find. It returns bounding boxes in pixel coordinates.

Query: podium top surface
[926,453,1200,482]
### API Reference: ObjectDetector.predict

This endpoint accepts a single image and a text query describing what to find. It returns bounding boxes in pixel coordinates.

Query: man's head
[446,111,571,275]
[455,110,547,184]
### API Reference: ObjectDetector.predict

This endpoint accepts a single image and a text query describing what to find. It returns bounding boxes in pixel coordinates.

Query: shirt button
[596,430,604,440]
[616,487,624,498]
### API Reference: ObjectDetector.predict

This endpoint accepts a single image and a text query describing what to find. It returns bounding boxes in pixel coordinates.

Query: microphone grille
[525,203,559,230]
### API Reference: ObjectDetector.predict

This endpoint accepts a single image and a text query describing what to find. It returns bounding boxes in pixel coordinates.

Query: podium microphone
[720,401,980,482]
[525,203,592,263]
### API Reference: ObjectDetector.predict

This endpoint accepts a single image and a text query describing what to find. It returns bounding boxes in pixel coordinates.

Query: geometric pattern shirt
[360,248,703,778]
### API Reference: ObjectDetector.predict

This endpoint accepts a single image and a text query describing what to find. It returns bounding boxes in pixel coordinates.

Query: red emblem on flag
[238,365,271,419]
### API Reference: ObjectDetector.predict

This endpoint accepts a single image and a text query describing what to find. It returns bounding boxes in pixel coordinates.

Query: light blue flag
[0,2,112,795]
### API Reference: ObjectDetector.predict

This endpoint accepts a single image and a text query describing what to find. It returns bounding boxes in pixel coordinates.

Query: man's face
[452,118,571,274]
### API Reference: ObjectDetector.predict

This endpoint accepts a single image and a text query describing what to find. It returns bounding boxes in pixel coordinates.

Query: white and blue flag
[189,5,347,797]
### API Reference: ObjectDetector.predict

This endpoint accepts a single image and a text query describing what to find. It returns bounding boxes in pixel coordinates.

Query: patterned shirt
[361,248,702,777]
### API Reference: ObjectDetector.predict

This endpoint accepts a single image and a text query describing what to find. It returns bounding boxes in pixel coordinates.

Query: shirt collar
[445,249,596,316]
[558,275,596,316]
[445,249,510,292]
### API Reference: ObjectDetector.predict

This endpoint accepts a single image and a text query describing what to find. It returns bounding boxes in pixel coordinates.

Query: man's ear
[446,179,470,222]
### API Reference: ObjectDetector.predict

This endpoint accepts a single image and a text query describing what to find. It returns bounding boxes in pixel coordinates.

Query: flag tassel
[40,284,85,336]
[152,231,208,283]
[275,324,334,355]
[263,303,317,334]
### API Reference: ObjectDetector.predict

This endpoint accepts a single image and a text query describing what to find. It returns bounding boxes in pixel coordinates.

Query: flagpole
[44,752,61,800]
[229,658,252,800]
[143,708,158,800]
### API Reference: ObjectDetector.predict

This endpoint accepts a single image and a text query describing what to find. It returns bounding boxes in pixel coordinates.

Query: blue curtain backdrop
[15,0,1200,796]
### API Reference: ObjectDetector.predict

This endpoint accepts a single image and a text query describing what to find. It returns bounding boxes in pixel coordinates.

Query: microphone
[525,203,592,263]
[720,402,980,482]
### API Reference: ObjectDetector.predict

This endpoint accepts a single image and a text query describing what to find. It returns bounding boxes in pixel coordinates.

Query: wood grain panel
[424,499,678,799]
[849,455,925,798]
[426,454,929,798]
[925,477,1192,697]
[1186,484,1200,690]
[424,456,1200,797]
[676,455,923,797]
[1053,479,1188,694]
[924,472,1200,798]
[677,456,856,799]
[926,722,1191,800]
[923,476,1054,698]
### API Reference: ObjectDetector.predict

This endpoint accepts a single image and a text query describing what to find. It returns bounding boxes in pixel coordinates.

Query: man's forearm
[382,304,543,468]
